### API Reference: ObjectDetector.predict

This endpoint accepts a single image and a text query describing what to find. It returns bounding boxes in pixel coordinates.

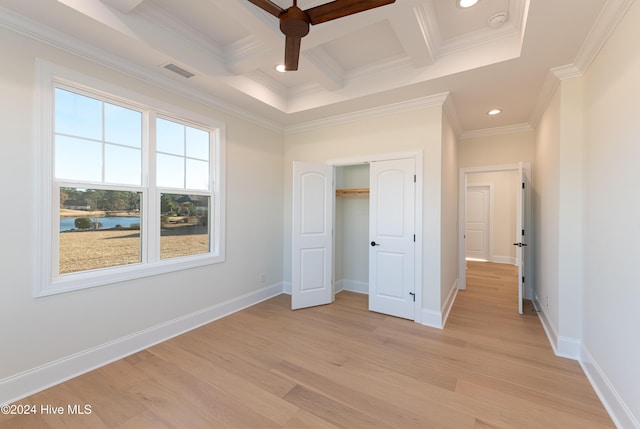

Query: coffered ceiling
[0,0,627,134]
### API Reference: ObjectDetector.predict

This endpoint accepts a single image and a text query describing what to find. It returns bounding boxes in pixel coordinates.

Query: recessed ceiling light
[488,109,502,115]
[275,64,287,73]
[457,0,479,8]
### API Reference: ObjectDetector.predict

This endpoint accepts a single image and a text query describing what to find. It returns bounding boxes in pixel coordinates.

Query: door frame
[465,183,494,262]
[458,163,532,300]
[327,151,423,324]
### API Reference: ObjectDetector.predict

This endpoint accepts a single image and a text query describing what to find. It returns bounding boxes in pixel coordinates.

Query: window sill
[35,253,224,297]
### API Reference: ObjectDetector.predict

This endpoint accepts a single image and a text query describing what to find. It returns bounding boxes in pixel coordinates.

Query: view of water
[60,216,140,231]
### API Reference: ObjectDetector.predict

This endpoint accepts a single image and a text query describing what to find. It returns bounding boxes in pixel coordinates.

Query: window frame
[35,59,226,297]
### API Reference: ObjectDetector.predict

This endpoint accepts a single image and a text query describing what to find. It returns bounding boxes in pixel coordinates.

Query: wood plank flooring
[1,261,614,428]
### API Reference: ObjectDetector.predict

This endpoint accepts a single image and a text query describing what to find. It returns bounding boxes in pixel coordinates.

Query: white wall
[557,78,584,349]
[458,130,534,168]
[532,2,640,425]
[534,77,585,358]
[440,113,459,312]
[283,106,446,318]
[533,87,561,339]
[466,171,519,264]
[580,0,640,424]
[0,27,284,401]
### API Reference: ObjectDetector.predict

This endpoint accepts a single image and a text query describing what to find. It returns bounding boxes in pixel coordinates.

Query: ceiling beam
[302,46,344,91]
[388,4,437,68]
[224,35,277,74]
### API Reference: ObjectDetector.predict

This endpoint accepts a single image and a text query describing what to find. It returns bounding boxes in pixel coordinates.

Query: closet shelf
[336,188,369,197]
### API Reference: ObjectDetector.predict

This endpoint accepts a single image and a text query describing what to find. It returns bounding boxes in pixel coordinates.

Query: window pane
[186,127,209,161]
[105,145,141,185]
[59,187,142,274]
[55,88,102,140]
[160,193,209,260]
[157,118,184,155]
[157,153,184,188]
[105,103,142,148]
[55,135,102,182]
[186,159,209,190]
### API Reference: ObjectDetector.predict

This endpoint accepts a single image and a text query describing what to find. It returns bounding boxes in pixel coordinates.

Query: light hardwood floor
[1,261,613,428]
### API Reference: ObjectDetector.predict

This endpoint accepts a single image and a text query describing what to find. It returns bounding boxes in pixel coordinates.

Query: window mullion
[146,110,158,264]
[183,125,187,189]
[101,101,106,183]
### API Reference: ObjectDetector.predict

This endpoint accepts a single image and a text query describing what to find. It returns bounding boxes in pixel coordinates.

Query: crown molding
[527,0,635,130]
[344,54,414,82]
[303,46,345,91]
[135,1,224,62]
[416,1,441,59]
[284,92,450,135]
[527,69,561,129]
[442,94,463,138]
[0,6,283,133]
[460,123,533,140]
[573,0,636,73]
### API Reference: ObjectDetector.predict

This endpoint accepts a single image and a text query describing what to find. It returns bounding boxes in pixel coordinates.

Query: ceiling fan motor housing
[280,6,310,37]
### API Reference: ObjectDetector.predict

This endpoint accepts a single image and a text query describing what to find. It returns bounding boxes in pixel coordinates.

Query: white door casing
[368,158,416,320]
[292,162,333,310]
[458,163,532,306]
[515,162,527,315]
[465,185,491,261]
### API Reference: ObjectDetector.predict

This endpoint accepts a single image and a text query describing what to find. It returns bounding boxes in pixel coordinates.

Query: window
[36,60,225,296]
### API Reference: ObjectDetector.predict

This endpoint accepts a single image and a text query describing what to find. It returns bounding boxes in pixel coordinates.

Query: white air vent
[163,63,195,79]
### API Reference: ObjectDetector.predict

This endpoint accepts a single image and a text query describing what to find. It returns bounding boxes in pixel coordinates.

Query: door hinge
[522,276,525,283]
[409,292,415,302]
[414,174,416,183]
[522,182,525,189]
[413,234,416,242]
[522,229,525,236]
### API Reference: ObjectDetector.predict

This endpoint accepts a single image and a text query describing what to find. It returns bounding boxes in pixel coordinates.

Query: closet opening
[334,164,370,297]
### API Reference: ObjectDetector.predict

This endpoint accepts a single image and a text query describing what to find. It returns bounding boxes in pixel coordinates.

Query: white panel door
[292,162,333,310]
[369,158,415,320]
[465,186,490,260]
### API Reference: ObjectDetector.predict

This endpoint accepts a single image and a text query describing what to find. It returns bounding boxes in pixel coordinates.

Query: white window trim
[34,59,226,297]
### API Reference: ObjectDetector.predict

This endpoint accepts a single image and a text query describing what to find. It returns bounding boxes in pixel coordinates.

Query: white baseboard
[557,336,581,360]
[0,283,284,406]
[580,345,640,429]
[421,309,443,329]
[421,279,459,330]
[532,297,638,427]
[441,279,458,328]
[282,281,291,295]
[340,279,368,294]
[532,297,580,360]
[493,255,516,265]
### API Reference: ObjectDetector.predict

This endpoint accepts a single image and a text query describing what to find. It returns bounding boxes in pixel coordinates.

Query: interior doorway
[458,163,532,313]
[334,164,370,296]
[465,184,492,261]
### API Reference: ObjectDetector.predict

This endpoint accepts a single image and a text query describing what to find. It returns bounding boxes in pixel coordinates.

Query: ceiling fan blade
[305,0,396,25]
[284,35,302,71]
[246,0,284,18]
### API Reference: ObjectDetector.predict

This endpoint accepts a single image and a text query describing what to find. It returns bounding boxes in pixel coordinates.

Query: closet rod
[336,188,369,197]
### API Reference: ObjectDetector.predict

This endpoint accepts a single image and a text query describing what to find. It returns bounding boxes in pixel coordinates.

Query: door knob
[371,241,380,246]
